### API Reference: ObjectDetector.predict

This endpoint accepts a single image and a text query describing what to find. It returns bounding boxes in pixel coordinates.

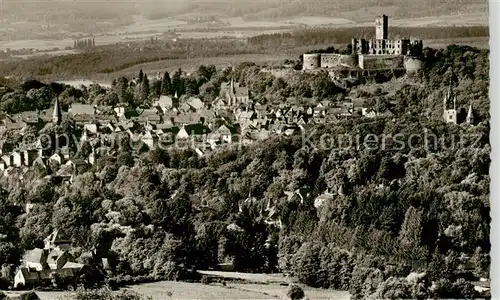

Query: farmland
[8,271,351,300]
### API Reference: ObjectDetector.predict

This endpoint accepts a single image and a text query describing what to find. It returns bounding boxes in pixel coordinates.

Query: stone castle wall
[358,54,404,70]
[319,54,358,69]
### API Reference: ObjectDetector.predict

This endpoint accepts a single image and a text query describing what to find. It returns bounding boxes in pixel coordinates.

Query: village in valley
[0,12,490,300]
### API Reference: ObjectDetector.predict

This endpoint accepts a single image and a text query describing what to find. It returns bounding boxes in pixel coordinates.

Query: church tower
[443,81,457,124]
[52,97,62,125]
[466,103,475,125]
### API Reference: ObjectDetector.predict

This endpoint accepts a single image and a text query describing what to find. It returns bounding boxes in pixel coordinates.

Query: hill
[141,0,488,21]
[1,0,488,23]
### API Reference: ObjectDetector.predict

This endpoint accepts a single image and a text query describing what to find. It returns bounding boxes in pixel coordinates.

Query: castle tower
[52,97,62,125]
[466,103,475,125]
[375,15,389,40]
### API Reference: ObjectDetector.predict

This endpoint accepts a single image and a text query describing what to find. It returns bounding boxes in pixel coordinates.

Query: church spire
[466,103,475,125]
[444,79,456,110]
[52,97,62,125]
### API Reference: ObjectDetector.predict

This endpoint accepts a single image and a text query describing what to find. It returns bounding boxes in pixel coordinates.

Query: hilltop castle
[303,15,423,72]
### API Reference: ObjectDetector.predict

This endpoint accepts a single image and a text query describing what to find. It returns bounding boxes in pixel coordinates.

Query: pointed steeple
[174,91,178,99]
[444,79,454,109]
[466,103,474,125]
[52,98,62,125]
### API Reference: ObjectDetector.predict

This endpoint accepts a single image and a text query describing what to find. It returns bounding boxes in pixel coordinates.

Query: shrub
[69,287,153,300]
[287,284,305,300]
[374,277,411,299]
[349,266,384,299]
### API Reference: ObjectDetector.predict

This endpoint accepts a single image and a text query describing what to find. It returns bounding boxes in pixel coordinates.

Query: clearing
[9,271,350,300]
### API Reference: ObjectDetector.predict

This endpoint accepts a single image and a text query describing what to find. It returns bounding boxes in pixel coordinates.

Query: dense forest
[248,26,489,48]
[0,45,490,299]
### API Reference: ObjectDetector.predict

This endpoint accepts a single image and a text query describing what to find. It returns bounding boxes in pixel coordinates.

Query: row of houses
[0,77,397,180]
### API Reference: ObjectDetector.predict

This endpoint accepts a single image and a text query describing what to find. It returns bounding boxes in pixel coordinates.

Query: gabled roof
[33,157,46,168]
[214,124,238,135]
[62,261,84,270]
[23,248,47,264]
[157,95,174,107]
[66,159,88,167]
[134,109,161,123]
[180,102,194,113]
[18,268,41,281]
[44,229,71,246]
[187,97,204,110]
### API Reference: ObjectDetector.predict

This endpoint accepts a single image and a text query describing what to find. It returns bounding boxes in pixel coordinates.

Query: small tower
[443,81,457,124]
[375,15,389,40]
[466,103,475,125]
[52,97,62,125]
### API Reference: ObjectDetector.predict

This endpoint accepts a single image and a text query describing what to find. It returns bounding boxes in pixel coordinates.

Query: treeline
[0,39,253,80]
[248,26,489,48]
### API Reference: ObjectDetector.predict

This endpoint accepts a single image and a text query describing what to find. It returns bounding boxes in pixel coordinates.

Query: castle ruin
[303,15,423,72]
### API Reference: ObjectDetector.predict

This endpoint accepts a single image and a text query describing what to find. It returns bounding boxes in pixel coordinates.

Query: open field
[90,53,294,82]
[6,271,350,300]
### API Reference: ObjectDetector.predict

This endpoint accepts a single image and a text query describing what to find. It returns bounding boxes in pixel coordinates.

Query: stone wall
[319,54,358,69]
[358,54,404,70]
[320,54,341,69]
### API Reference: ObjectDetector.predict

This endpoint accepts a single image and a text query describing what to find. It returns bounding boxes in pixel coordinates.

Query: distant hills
[140,0,488,21]
[0,0,488,41]
[1,0,488,22]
